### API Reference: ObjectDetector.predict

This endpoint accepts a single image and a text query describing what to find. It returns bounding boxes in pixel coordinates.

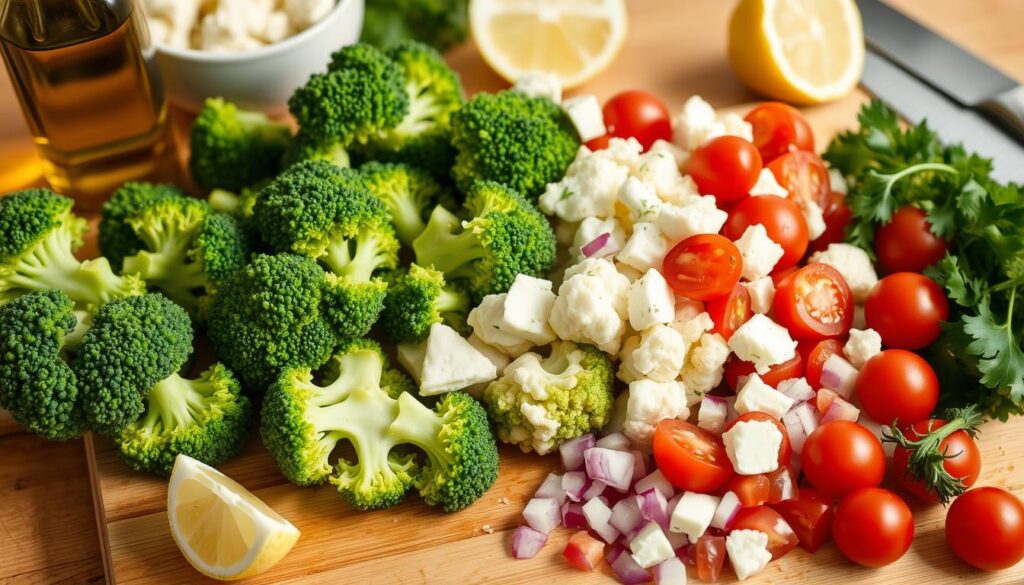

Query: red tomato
[727,474,771,508]
[801,421,886,497]
[689,136,763,203]
[773,264,854,341]
[892,419,981,503]
[723,195,810,270]
[804,339,845,389]
[706,284,752,340]
[601,90,673,151]
[662,234,744,301]
[815,388,839,416]
[833,488,914,567]
[732,506,799,560]
[584,134,611,151]
[563,531,604,571]
[865,272,949,349]
[768,151,831,210]
[856,349,939,425]
[696,534,727,582]
[767,467,800,504]
[726,412,793,468]
[773,488,835,553]
[771,265,798,287]
[875,207,949,274]
[724,353,803,392]
[945,487,1024,571]
[654,420,735,493]
[809,192,853,254]
[745,102,816,163]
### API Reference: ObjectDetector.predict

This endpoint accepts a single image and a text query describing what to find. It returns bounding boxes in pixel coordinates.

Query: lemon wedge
[168,455,299,581]
[470,0,628,89]
[728,0,865,104]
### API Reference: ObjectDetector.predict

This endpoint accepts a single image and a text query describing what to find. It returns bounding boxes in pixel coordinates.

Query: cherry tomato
[865,272,949,350]
[809,192,853,254]
[585,134,611,151]
[726,412,792,468]
[727,474,771,508]
[724,353,803,392]
[833,488,914,568]
[892,418,981,503]
[654,420,735,493]
[689,136,763,204]
[706,284,752,341]
[771,265,798,287]
[773,488,835,553]
[563,531,604,571]
[601,90,673,151]
[856,349,939,425]
[804,339,845,389]
[768,150,831,210]
[773,264,854,341]
[875,207,949,274]
[723,195,809,270]
[745,102,816,163]
[732,506,799,560]
[695,534,727,582]
[802,421,886,497]
[662,234,744,301]
[767,467,800,504]
[946,487,1024,571]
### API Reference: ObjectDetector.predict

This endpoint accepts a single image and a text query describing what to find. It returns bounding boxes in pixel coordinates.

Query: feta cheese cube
[620,177,664,223]
[801,199,827,241]
[616,262,645,283]
[670,492,721,541]
[673,96,718,150]
[420,324,498,396]
[396,341,427,382]
[573,216,627,260]
[749,168,788,197]
[630,523,676,569]
[618,223,669,273]
[809,243,879,302]
[728,314,798,375]
[698,397,729,435]
[562,94,607,142]
[829,168,849,195]
[733,224,785,281]
[468,294,533,356]
[513,71,563,103]
[628,269,676,331]
[735,374,796,419]
[844,328,882,368]
[723,419,783,475]
[726,529,772,581]
[719,112,754,143]
[500,275,558,345]
[634,148,690,203]
[743,277,775,314]
[658,195,729,243]
[465,335,512,398]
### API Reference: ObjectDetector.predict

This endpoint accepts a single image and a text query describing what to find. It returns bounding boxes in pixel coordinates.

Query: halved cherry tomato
[802,421,886,497]
[724,353,804,392]
[767,467,800,504]
[804,339,845,389]
[563,531,604,571]
[726,474,771,508]
[833,488,914,568]
[773,263,854,341]
[601,90,673,151]
[773,488,835,553]
[892,418,981,503]
[732,506,799,560]
[585,134,611,151]
[689,136,763,204]
[654,420,735,493]
[815,388,839,416]
[723,195,809,270]
[874,206,949,274]
[946,487,1024,571]
[745,102,816,163]
[696,534,727,582]
[726,412,792,468]
[706,284,752,340]
[768,150,831,210]
[865,272,949,350]
[809,192,853,254]
[662,234,744,301]
[856,349,939,425]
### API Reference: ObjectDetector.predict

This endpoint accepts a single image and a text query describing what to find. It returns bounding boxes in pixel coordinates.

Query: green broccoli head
[283,130,352,169]
[361,0,468,52]
[0,189,144,312]
[208,254,339,391]
[115,363,251,476]
[359,161,447,245]
[99,182,188,271]
[0,290,86,441]
[450,90,580,199]
[190,98,292,192]
[378,263,469,343]
[74,293,194,435]
[483,342,615,455]
[412,181,557,302]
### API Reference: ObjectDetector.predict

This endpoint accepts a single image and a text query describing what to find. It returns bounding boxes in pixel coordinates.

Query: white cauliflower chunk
[673,96,753,151]
[844,328,882,368]
[540,152,629,221]
[633,147,692,204]
[619,177,664,224]
[550,258,631,354]
[809,243,879,302]
[562,95,607,142]
[631,325,687,383]
[659,195,729,242]
[143,0,202,48]
[468,294,533,356]
[623,379,690,449]
[749,168,788,197]
[572,217,627,261]
[618,223,669,273]
[733,224,784,281]
[680,332,730,403]
[728,314,798,375]
[513,71,563,103]
[594,137,644,171]
[284,0,335,30]
[628,269,676,331]
[617,335,642,384]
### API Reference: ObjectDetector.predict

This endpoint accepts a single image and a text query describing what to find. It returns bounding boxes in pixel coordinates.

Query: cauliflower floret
[647,139,689,167]
[468,294,533,357]
[659,195,729,242]
[750,168,788,197]
[631,325,687,383]
[633,147,693,204]
[623,379,690,449]
[844,328,883,368]
[198,7,265,52]
[809,243,879,302]
[550,259,632,354]
[513,71,563,103]
[671,311,715,350]
[284,0,335,30]
[673,96,753,151]
[619,222,669,273]
[593,137,644,171]
[563,258,631,314]
[619,177,663,224]
[617,334,642,384]
[540,155,630,221]
[680,332,730,403]
[257,11,292,44]
[143,0,202,48]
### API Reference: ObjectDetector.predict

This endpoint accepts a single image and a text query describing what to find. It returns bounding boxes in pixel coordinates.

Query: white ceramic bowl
[152,0,364,114]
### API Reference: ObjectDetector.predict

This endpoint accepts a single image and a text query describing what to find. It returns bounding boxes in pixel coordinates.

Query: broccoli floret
[361,0,468,52]
[412,181,557,302]
[360,161,446,245]
[0,290,86,441]
[378,264,468,343]
[254,160,399,337]
[483,342,615,455]
[190,98,292,193]
[283,130,352,169]
[99,182,188,271]
[116,363,251,476]
[0,189,144,312]
[208,254,340,391]
[450,90,580,199]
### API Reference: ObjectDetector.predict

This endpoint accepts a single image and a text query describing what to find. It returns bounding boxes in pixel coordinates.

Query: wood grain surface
[3,1,1024,584]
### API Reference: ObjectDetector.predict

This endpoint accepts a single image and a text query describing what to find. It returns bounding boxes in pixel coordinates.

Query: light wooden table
[2,1,1024,583]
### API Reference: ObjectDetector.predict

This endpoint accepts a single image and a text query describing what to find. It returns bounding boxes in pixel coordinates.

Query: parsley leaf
[962,295,1024,405]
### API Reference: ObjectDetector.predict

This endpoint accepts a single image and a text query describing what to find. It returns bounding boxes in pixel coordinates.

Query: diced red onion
[777,378,816,404]
[581,232,618,258]
[610,496,644,535]
[794,402,822,434]
[562,471,588,502]
[583,480,607,501]
[722,396,740,424]
[709,491,741,531]
[652,557,688,585]
[639,488,670,528]
[698,396,730,435]
[534,473,566,502]
[782,409,809,455]
[596,432,632,451]
[561,501,588,529]
[582,496,620,544]
[584,447,635,491]
[605,488,631,508]
[560,433,596,471]
[523,497,561,534]
[631,451,649,485]
[634,470,676,500]
[820,354,859,399]
[607,542,627,566]
[512,525,548,559]
[822,395,861,423]
[610,548,651,585]
[664,529,689,551]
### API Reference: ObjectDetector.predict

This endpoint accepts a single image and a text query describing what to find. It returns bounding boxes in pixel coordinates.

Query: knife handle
[980,87,1024,147]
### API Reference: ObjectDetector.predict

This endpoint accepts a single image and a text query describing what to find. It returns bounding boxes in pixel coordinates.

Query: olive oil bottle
[0,0,172,209]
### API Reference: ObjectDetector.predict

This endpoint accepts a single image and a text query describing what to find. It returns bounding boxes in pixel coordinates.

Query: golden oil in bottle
[0,0,173,209]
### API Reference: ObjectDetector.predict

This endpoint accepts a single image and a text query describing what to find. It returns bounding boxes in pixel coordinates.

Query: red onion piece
[664,529,689,551]
[583,480,607,501]
[522,497,561,534]
[820,354,859,399]
[562,471,589,502]
[610,548,652,584]
[709,491,741,531]
[639,488,670,528]
[561,501,588,529]
[582,496,620,544]
[777,378,816,404]
[596,432,632,451]
[634,470,676,500]
[631,450,649,485]
[652,557,688,584]
[610,496,644,535]
[607,542,627,566]
[560,433,596,471]
[822,396,861,423]
[581,232,614,258]
[584,447,635,491]
[782,409,809,455]
[512,525,548,559]
[534,473,566,502]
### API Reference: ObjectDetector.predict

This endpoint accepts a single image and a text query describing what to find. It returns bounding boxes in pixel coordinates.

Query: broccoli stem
[208,190,241,215]
[387,194,429,246]
[437,285,468,318]
[323,230,396,282]
[395,83,445,137]
[389,392,452,470]
[412,207,485,278]
[138,373,213,434]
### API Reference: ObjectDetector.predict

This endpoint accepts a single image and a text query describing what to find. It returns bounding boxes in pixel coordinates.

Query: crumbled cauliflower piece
[143,0,202,48]
[800,199,827,241]
[284,0,335,30]
[633,147,692,204]
[673,96,753,151]
[198,7,265,52]
[628,269,676,331]
[617,334,642,384]
[659,195,729,242]
[540,154,629,221]
[619,177,663,224]
[671,311,715,350]
[631,325,687,383]
[623,379,690,449]
[257,11,292,44]
[674,297,707,323]
[750,169,788,197]
[647,139,689,167]
[513,71,563,103]
[468,294,533,357]
[618,223,669,273]
[593,137,644,171]
[550,259,631,354]
[809,243,879,302]
[844,328,882,368]
[680,332,730,403]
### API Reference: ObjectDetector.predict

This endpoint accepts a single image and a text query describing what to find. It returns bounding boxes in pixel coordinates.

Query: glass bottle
[0,0,173,209]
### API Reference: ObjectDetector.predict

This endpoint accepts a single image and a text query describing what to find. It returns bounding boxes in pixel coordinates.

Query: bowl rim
[152,0,357,63]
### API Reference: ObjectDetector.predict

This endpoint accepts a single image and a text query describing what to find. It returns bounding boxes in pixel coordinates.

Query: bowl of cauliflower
[143,0,363,113]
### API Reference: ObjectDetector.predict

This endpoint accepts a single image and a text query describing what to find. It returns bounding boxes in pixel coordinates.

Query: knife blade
[858,0,1024,146]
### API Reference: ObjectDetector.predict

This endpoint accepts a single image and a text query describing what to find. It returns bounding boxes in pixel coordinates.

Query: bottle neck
[0,0,132,50]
